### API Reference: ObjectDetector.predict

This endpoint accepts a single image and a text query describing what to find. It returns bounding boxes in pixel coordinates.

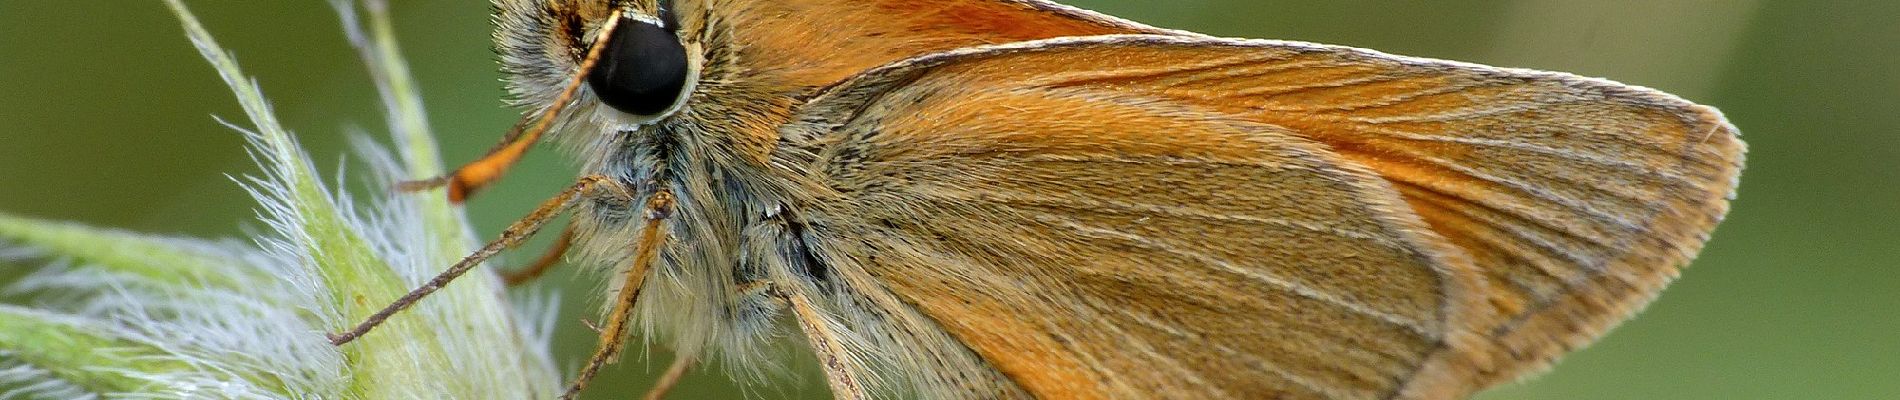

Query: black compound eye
[586,9,687,116]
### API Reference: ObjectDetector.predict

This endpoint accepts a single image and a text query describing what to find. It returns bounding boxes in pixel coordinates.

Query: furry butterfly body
[335,1,1744,399]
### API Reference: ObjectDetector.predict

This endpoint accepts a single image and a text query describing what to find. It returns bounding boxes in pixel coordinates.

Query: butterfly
[326,1,1745,399]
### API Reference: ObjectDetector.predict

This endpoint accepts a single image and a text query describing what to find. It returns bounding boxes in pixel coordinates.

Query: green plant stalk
[0,306,192,394]
[0,1,559,398]
[0,213,248,289]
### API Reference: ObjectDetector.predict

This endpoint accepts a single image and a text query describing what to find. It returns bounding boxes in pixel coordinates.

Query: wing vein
[1366,130,1695,188]
[1088,310,1240,398]
[1029,214,1437,338]
[942,187,1399,246]
[1108,307,1379,398]
[1380,146,1643,243]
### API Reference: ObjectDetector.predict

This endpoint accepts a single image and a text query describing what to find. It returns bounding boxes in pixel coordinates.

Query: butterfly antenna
[401,15,625,203]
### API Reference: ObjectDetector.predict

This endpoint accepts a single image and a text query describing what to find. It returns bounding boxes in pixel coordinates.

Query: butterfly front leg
[328,174,634,346]
[561,187,675,400]
[738,211,871,400]
[783,284,870,400]
[641,354,697,400]
[722,278,868,400]
[499,223,577,286]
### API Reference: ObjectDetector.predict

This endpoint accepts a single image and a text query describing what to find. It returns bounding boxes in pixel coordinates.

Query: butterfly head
[495,0,701,127]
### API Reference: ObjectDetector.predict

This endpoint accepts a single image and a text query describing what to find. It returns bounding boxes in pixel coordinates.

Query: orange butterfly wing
[777,35,1741,399]
[700,0,1175,89]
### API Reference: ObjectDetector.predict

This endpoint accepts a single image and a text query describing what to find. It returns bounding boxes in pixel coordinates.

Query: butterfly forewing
[973,37,1746,395]
[775,35,1741,399]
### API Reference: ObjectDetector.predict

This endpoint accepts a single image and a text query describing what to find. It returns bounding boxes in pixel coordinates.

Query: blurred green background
[2,1,1894,399]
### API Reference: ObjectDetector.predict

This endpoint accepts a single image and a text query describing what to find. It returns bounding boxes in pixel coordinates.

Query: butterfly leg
[560,189,675,400]
[628,279,779,400]
[328,175,631,346]
[737,214,868,399]
[500,222,576,287]
[641,353,696,400]
[781,286,868,400]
